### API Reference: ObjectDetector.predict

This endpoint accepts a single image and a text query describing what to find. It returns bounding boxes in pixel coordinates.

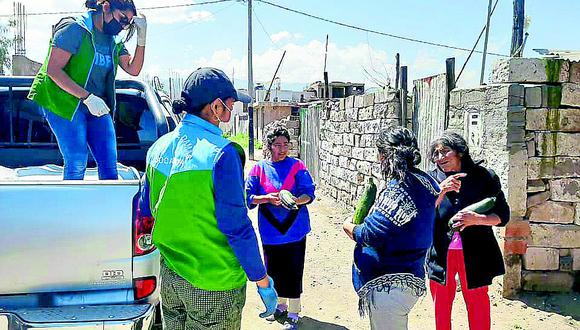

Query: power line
[0,0,233,18]
[252,7,283,51]
[256,0,509,57]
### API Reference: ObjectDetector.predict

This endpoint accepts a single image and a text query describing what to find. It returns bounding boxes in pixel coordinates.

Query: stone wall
[317,88,401,209]
[451,57,580,295]
[512,58,580,294]
[262,115,301,159]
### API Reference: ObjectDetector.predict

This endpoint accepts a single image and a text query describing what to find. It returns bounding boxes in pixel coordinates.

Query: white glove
[83,94,110,117]
[133,14,147,47]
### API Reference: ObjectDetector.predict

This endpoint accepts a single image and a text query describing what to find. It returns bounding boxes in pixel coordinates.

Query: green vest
[146,115,247,291]
[28,12,123,121]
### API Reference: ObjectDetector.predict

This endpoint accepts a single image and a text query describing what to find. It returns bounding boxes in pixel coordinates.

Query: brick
[550,179,580,202]
[508,148,528,217]
[527,191,551,208]
[522,271,574,292]
[570,62,580,84]
[339,97,346,110]
[524,85,547,108]
[535,132,580,157]
[502,254,522,297]
[504,238,528,255]
[526,108,580,132]
[572,249,580,270]
[523,247,559,270]
[363,93,375,107]
[504,219,531,238]
[345,95,356,109]
[354,95,365,108]
[529,224,580,248]
[528,201,575,224]
[491,58,568,84]
[528,157,580,180]
[527,180,546,193]
[561,83,580,107]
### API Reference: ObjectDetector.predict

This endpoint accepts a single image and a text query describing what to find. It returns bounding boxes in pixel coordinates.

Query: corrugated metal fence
[412,74,448,171]
[299,104,321,184]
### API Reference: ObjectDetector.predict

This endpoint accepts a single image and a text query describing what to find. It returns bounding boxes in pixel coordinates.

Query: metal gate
[299,104,321,184]
[412,74,448,171]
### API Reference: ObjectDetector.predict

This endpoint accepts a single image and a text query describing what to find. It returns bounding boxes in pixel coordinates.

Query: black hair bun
[172,98,189,114]
[85,0,98,9]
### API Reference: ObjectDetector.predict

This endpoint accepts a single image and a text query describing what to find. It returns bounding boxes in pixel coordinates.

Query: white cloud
[137,0,215,24]
[270,31,290,43]
[150,39,398,90]
[141,9,213,25]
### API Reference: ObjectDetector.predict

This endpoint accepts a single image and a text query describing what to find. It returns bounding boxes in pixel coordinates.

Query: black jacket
[427,159,510,289]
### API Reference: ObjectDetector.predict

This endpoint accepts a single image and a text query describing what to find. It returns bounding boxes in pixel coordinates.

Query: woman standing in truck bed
[28,0,147,180]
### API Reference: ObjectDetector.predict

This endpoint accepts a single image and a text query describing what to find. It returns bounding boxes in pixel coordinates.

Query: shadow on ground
[511,291,580,321]
[299,317,349,330]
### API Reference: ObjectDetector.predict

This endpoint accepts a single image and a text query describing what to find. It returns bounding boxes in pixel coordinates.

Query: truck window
[114,94,157,145]
[0,91,56,145]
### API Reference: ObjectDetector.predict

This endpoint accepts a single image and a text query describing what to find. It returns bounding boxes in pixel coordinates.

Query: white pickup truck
[0,164,160,329]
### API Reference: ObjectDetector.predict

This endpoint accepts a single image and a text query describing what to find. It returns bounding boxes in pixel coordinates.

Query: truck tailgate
[0,180,140,295]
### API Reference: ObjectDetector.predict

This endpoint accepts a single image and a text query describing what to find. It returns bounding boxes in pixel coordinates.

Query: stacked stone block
[316,89,400,209]
[491,58,580,294]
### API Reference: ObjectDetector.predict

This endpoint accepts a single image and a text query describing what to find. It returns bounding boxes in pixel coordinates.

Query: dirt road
[241,192,580,330]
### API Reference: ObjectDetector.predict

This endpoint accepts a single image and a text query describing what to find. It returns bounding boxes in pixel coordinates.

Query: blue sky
[1,0,579,91]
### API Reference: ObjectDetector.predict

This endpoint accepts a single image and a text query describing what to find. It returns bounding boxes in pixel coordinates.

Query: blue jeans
[45,106,118,180]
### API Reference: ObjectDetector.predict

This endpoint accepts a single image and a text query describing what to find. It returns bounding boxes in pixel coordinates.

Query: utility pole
[480,0,492,85]
[247,0,255,160]
[323,35,329,99]
[511,0,525,57]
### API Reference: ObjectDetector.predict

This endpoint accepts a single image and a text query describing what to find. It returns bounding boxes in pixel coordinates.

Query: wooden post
[480,0,493,85]
[400,66,408,127]
[395,53,400,90]
[445,58,456,130]
[511,0,525,57]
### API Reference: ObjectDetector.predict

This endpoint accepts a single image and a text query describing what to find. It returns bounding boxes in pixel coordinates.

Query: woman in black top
[426,132,510,330]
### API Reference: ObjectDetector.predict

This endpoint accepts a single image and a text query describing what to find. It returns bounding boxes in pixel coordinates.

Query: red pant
[430,248,490,330]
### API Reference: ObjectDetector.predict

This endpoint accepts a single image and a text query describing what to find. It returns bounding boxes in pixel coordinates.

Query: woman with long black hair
[343,126,439,330]
[28,0,147,180]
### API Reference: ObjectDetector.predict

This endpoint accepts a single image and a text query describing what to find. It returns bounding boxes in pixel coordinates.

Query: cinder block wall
[451,58,580,296]
[316,88,401,209]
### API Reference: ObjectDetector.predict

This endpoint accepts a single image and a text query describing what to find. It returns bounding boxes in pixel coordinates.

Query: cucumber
[352,177,377,225]
[448,197,496,231]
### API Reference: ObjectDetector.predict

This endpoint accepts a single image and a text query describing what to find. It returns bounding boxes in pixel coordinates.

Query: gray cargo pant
[160,260,246,330]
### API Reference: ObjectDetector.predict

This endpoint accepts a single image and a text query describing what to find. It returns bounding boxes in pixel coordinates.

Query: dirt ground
[240,190,580,330]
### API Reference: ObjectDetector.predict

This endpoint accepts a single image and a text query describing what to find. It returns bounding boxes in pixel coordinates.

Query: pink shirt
[449,231,463,249]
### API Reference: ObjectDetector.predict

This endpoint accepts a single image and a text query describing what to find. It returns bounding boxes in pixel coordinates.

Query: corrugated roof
[533,49,580,62]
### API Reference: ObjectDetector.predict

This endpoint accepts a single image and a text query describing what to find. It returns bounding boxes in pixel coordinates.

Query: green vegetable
[280,190,298,210]
[352,177,377,225]
[449,197,496,231]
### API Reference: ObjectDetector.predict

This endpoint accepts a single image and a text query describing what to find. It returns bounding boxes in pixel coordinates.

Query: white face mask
[211,98,233,123]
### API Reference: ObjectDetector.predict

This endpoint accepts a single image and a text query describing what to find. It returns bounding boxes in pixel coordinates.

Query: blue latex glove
[257,276,278,318]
